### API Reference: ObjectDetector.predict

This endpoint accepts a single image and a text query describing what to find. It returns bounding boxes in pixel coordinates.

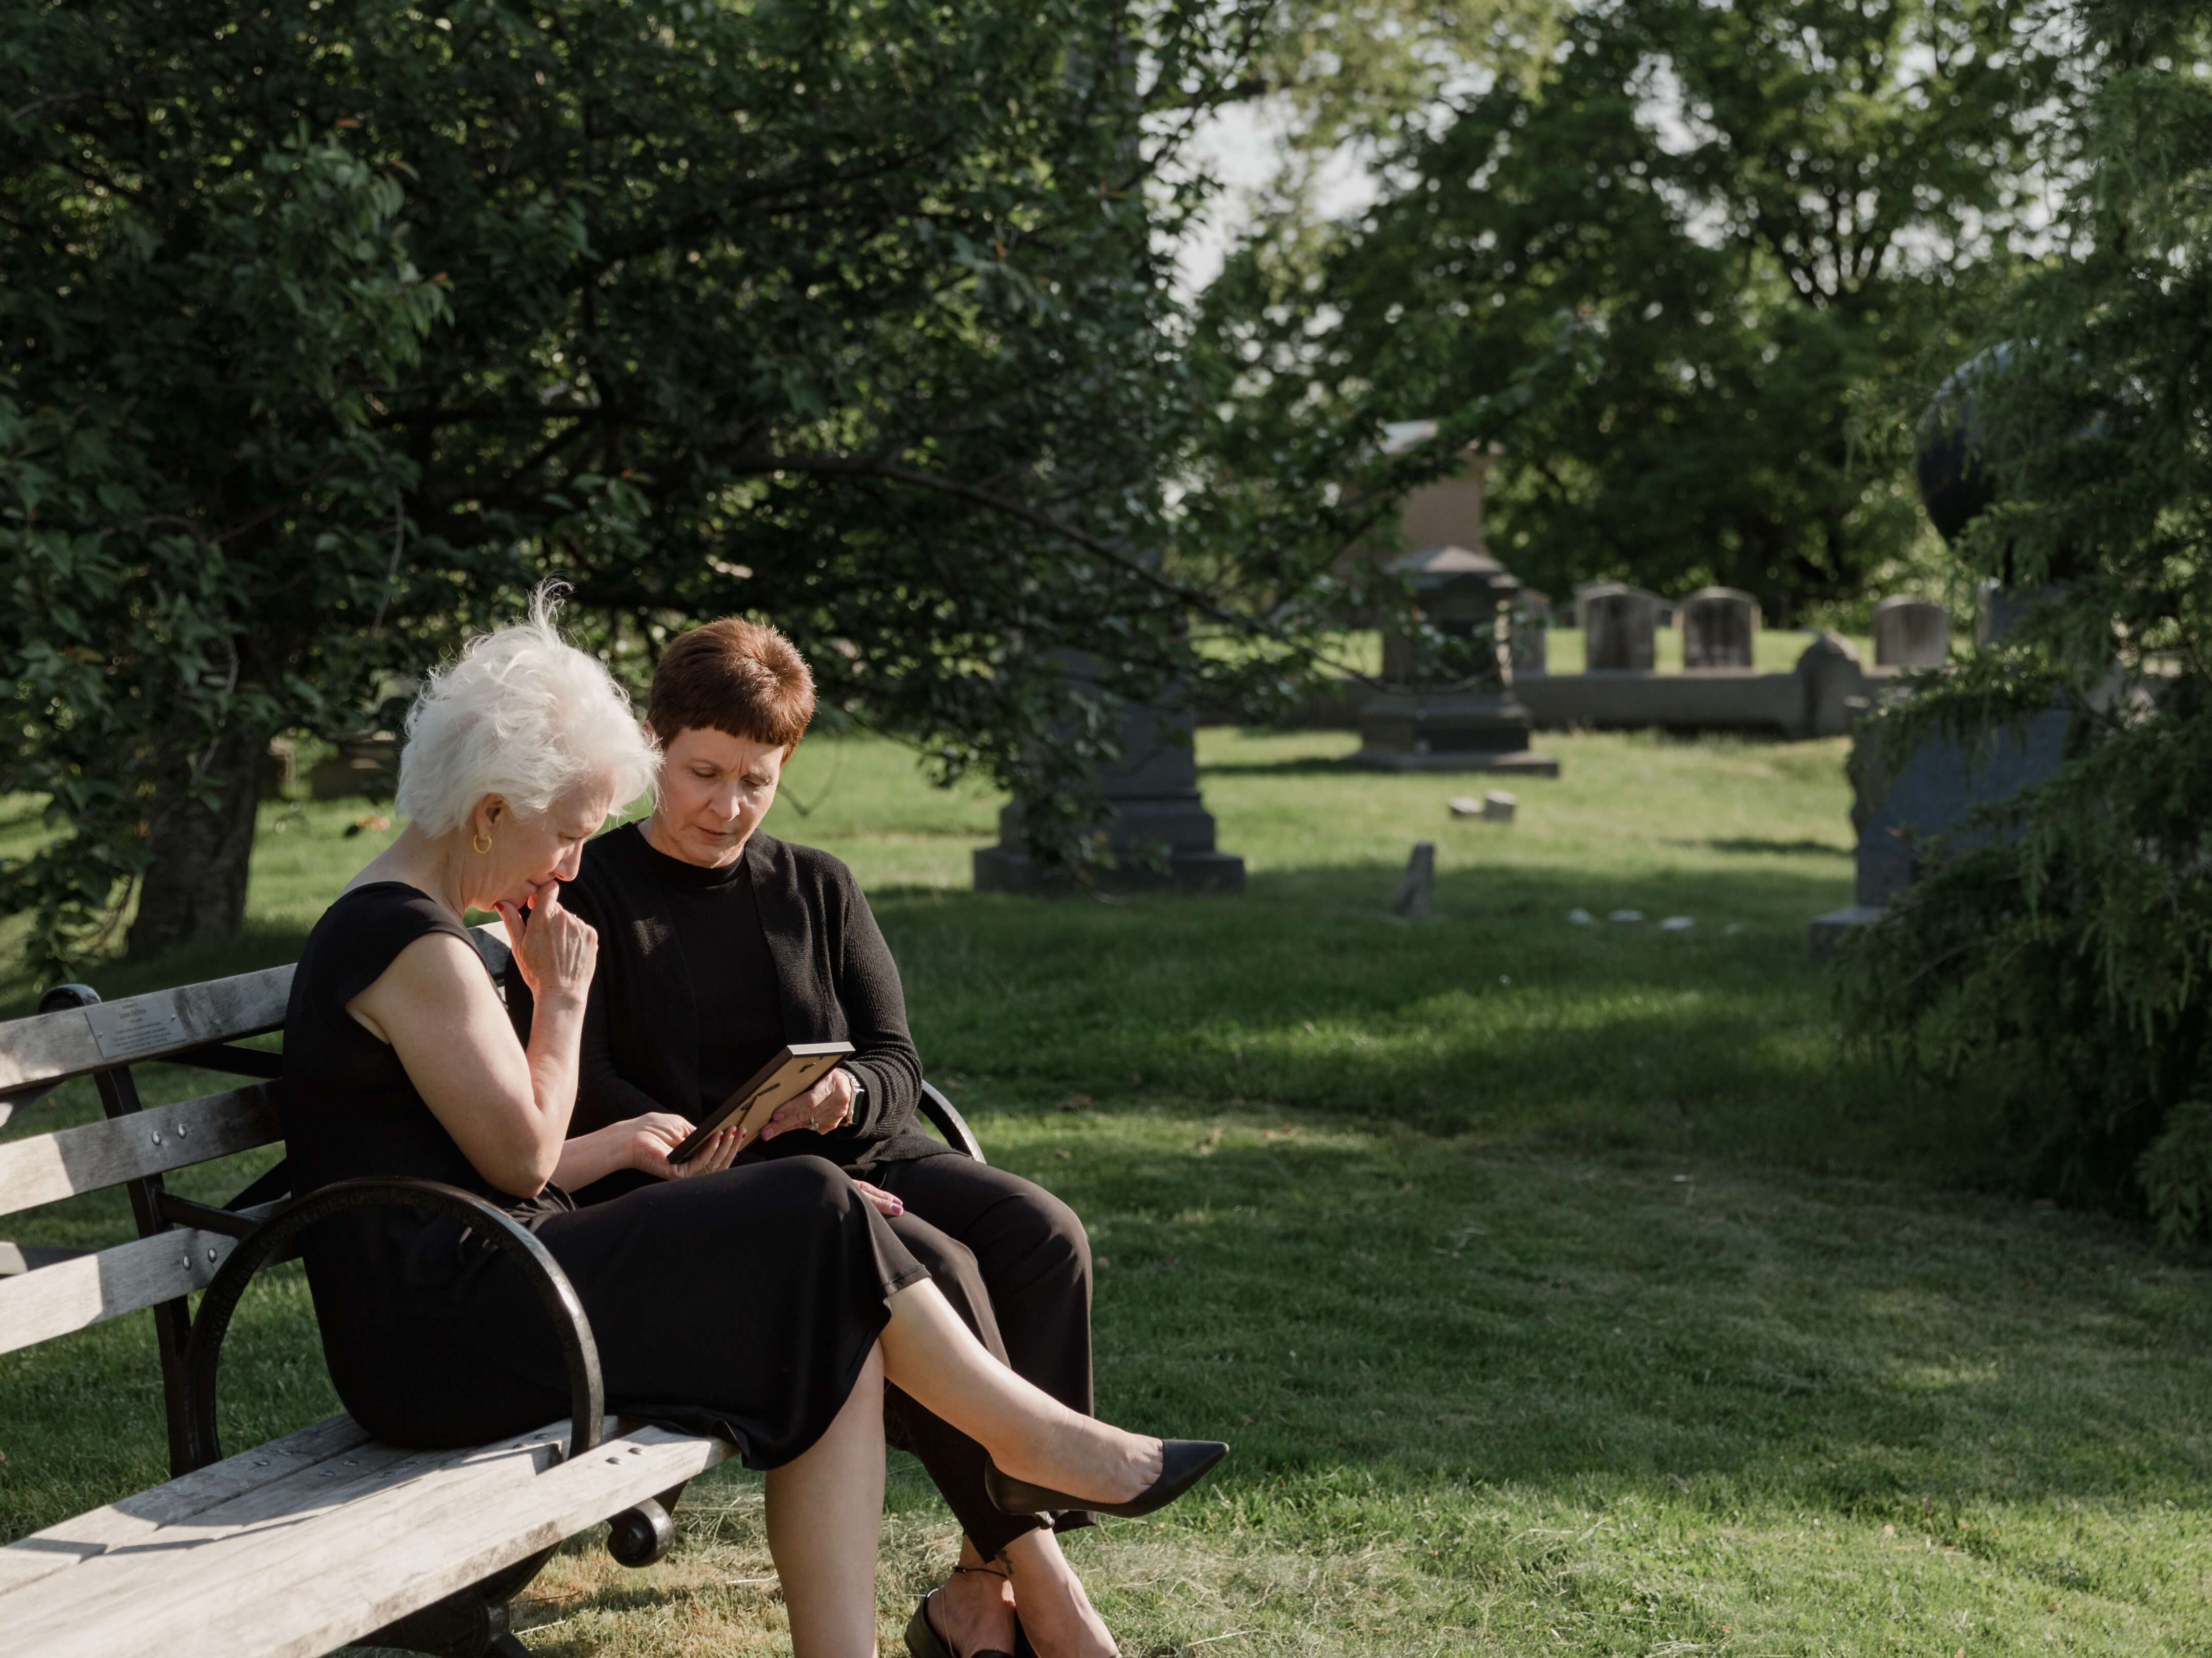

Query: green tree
[1209,0,2060,617]
[1839,0,2212,1241]
[0,37,456,966]
[1,0,1302,974]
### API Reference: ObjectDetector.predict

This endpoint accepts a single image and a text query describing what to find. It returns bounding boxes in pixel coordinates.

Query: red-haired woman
[508,619,1143,1658]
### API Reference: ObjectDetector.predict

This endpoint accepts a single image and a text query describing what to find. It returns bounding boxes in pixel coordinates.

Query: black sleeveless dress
[280,882,929,1464]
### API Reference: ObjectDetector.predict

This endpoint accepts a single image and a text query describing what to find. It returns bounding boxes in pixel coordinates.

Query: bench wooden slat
[0,1225,238,1357]
[0,1413,375,1599]
[0,1419,731,1657]
[0,1083,282,1220]
[0,1243,89,1275]
[0,968,294,1094]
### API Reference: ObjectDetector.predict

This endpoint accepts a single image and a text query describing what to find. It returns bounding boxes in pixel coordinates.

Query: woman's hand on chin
[494,882,596,1009]
[624,1112,743,1180]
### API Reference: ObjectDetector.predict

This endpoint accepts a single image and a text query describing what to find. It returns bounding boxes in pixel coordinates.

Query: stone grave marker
[1511,590,1550,678]
[1582,584,1659,671]
[1391,842,1435,918]
[1679,587,1759,669]
[1871,595,1949,669]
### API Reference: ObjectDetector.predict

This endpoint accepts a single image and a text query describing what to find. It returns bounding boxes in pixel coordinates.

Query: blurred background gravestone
[1811,354,2072,952]
[1583,584,1659,671]
[308,732,397,801]
[974,663,1245,896]
[1511,589,1550,679]
[1871,596,1950,668]
[1679,587,1759,669]
[1348,546,1559,775]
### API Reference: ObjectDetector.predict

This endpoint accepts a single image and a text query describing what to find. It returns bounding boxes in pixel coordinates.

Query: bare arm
[349,888,596,1198]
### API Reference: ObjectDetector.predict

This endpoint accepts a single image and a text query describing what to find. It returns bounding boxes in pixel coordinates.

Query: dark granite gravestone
[1679,587,1759,670]
[973,663,1245,896]
[1346,547,1560,775]
[1583,584,1659,671]
[1810,355,2071,952]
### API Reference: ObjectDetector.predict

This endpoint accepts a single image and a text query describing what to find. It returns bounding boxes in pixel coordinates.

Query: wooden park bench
[0,931,986,1657]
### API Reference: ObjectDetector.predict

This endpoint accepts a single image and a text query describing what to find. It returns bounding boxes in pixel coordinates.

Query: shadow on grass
[871,860,1914,1174]
[1692,837,1853,858]
[1195,755,1369,777]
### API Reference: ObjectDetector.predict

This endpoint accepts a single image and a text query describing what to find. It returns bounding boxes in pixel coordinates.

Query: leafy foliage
[1206,0,2061,617]
[0,27,460,968]
[0,0,1376,973]
[1837,0,2212,1240]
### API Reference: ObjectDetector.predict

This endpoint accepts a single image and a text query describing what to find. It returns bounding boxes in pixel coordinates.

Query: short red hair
[648,618,816,751]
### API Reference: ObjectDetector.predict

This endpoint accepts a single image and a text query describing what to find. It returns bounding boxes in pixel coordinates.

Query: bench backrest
[0,927,513,1472]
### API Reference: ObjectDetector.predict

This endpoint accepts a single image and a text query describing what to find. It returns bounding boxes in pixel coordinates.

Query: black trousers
[573,1152,1094,1558]
[873,1152,1097,1557]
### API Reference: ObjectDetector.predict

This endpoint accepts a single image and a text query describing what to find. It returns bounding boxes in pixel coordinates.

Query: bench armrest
[917,1080,984,1162]
[180,1177,605,1473]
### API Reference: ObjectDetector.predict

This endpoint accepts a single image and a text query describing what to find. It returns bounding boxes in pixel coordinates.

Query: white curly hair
[394,584,658,838]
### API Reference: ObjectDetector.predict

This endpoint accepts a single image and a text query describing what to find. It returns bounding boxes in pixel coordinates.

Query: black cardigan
[507,822,950,1172]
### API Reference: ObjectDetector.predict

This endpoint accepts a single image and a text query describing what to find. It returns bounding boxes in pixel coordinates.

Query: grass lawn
[3,729,2207,1656]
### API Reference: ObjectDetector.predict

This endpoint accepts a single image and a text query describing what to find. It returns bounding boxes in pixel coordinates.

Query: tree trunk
[127,721,269,959]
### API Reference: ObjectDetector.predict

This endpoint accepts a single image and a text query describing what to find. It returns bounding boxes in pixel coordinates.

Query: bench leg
[354,1545,553,1657]
[607,1480,690,1569]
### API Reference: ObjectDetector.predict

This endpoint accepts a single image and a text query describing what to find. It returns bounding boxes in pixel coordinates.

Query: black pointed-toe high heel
[983,1438,1228,1518]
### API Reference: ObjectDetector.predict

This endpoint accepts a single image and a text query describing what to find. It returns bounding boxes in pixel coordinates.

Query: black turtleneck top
[633,829,789,1113]
[507,821,945,1172]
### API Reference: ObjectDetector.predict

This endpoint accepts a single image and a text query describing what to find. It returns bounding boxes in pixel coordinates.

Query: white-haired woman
[280,594,1224,1658]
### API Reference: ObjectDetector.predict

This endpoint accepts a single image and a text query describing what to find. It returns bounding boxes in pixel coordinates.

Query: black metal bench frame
[5,949,985,1658]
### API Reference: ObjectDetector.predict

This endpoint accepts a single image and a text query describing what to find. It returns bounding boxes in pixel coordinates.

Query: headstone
[1570,581,1610,630]
[1811,354,2073,952]
[1349,547,1560,776]
[1583,584,1659,671]
[1871,595,1949,668]
[1391,842,1435,919]
[1794,632,1869,738]
[1679,587,1759,669]
[975,672,1244,895]
[1447,796,1481,818]
[1482,790,1516,822]
[1511,591,1549,678]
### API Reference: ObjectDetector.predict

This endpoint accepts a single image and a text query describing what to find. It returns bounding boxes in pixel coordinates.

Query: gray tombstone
[1510,590,1550,679]
[1679,587,1760,669]
[1391,842,1435,919]
[1871,595,1949,668]
[1570,580,1608,631]
[1582,583,1659,671]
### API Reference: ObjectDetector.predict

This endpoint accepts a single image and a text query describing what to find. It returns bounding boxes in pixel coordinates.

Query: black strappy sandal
[905,1565,1018,1658]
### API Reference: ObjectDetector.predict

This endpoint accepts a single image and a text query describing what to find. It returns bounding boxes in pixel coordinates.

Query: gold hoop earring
[472,832,492,855]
